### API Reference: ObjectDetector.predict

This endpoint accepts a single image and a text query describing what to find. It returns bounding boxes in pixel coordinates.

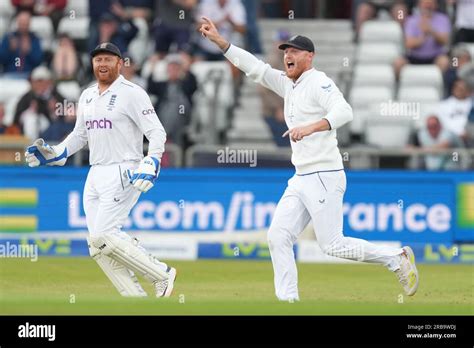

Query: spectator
[260,0,282,18]
[147,54,197,147]
[394,0,450,78]
[0,11,43,78]
[12,0,67,32]
[39,100,75,142]
[444,45,471,96]
[10,0,36,13]
[89,12,138,56]
[459,60,474,90]
[121,55,147,89]
[194,0,246,61]
[465,100,474,147]
[259,29,290,147]
[13,66,65,139]
[52,34,79,81]
[88,0,113,54]
[88,0,113,23]
[11,0,67,33]
[120,0,154,20]
[241,0,263,54]
[355,0,409,35]
[152,0,197,57]
[0,103,21,135]
[417,114,463,170]
[449,0,474,43]
[438,79,473,141]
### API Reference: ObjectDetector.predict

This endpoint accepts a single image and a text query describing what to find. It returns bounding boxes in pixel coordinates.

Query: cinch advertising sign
[0,167,472,243]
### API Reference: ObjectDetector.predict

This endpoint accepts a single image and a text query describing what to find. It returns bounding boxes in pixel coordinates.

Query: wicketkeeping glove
[25,138,67,167]
[126,156,160,193]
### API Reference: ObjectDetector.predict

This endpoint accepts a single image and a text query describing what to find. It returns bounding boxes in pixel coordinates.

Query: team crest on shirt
[107,94,117,111]
[321,84,332,92]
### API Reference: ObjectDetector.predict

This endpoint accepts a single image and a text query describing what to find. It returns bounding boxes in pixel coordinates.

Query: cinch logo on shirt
[142,108,156,115]
[86,118,113,130]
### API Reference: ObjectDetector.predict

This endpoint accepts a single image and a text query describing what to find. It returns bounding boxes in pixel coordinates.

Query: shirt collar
[293,68,315,86]
[94,74,124,95]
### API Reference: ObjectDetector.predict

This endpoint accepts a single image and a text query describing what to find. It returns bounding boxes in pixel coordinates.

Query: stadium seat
[0,1,15,18]
[399,65,443,92]
[231,114,271,137]
[57,81,81,102]
[462,43,474,59]
[359,20,403,46]
[190,61,234,103]
[350,107,372,134]
[414,101,443,129]
[0,16,9,39]
[141,59,167,82]
[127,18,150,67]
[364,117,413,147]
[10,16,54,51]
[398,86,441,102]
[57,17,90,40]
[315,55,352,71]
[336,123,351,146]
[0,79,30,104]
[31,16,54,51]
[3,95,22,126]
[189,62,235,141]
[352,64,395,89]
[0,78,30,126]
[356,43,400,64]
[349,86,393,134]
[349,86,393,109]
[64,0,89,17]
[259,19,352,42]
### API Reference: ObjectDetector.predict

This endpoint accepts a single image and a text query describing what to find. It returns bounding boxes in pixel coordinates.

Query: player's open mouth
[287,62,295,70]
[99,69,108,74]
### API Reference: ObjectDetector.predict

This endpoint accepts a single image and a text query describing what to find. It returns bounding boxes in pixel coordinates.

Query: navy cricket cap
[278,35,315,53]
[90,42,122,59]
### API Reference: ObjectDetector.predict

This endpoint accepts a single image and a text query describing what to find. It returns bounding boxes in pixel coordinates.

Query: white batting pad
[87,237,148,297]
[90,233,169,282]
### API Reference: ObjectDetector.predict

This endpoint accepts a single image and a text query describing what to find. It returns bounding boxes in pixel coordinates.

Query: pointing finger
[201,16,213,26]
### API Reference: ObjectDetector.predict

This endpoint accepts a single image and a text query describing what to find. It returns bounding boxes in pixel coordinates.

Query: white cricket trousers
[83,161,167,270]
[84,161,140,237]
[267,170,403,301]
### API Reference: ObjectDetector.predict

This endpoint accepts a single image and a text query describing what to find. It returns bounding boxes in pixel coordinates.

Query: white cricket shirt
[55,75,166,165]
[224,44,353,174]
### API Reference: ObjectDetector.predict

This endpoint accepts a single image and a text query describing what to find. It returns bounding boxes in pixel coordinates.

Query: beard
[94,65,119,84]
[285,64,304,80]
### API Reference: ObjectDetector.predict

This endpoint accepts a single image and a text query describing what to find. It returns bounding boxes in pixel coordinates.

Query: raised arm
[199,16,287,98]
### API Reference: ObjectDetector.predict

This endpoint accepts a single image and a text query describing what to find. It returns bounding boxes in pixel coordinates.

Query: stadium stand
[0,0,472,170]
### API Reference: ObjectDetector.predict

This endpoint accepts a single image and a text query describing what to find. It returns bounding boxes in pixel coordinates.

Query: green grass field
[0,257,472,315]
